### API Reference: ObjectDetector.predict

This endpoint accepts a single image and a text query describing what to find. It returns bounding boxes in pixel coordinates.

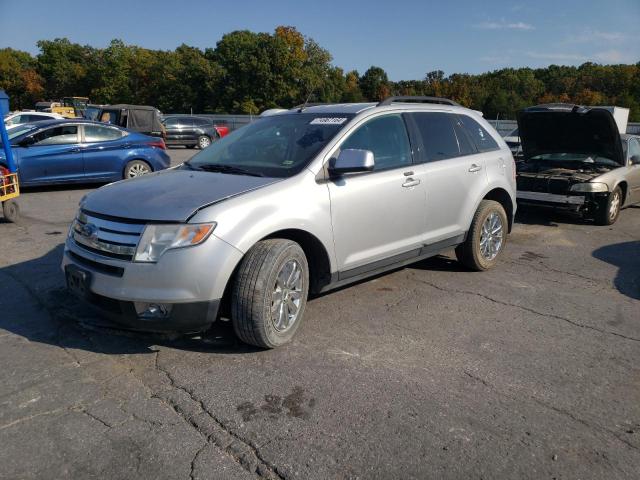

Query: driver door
[17,125,83,185]
[327,114,427,276]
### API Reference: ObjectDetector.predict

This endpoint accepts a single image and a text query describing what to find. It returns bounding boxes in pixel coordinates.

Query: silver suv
[62,97,517,348]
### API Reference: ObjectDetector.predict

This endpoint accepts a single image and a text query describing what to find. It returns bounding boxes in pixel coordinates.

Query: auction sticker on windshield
[309,117,348,125]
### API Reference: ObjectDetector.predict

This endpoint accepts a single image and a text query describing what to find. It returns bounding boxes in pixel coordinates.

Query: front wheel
[231,239,309,348]
[456,200,508,271]
[595,186,622,225]
[124,160,151,179]
[197,135,211,149]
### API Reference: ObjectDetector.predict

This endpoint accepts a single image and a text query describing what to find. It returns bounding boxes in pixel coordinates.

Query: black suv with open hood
[516,104,640,225]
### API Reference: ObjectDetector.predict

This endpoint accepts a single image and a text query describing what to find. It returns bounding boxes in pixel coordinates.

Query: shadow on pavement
[0,244,261,356]
[592,241,640,301]
[514,204,591,227]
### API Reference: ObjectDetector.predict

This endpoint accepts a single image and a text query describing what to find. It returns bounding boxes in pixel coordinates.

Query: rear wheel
[2,200,19,223]
[231,239,309,348]
[124,160,151,179]
[456,200,508,271]
[197,135,211,149]
[595,186,622,225]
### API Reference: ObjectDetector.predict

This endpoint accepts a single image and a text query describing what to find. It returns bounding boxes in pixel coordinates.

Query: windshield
[185,113,354,178]
[0,124,37,145]
[530,152,618,167]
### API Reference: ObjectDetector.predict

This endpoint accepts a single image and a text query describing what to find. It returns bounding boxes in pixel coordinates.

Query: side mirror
[631,154,640,165]
[329,149,375,176]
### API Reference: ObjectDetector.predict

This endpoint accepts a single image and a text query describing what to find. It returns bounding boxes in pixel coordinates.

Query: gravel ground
[1,148,639,479]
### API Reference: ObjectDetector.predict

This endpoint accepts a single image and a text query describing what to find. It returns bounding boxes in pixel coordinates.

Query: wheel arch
[615,181,628,205]
[261,229,332,294]
[482,187,515,232]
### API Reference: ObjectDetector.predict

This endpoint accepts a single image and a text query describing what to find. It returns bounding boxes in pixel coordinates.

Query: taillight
[148,139,166,150]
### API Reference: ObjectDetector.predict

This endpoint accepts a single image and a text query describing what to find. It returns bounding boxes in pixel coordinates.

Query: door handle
[69,147,81,153]
[468,164,482,172]
[402,178,421,188]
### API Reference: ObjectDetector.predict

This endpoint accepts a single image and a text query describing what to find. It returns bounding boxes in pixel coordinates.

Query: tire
[595,186,622,226]
[2,200,19,223]
[231,239,309,348]
[197,135,211,149]
[456,200,508,271]
[124,160,152,179]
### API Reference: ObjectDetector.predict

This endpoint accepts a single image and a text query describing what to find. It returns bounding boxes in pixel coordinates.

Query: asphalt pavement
[1,147,639,479]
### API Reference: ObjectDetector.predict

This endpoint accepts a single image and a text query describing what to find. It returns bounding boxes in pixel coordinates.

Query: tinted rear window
[410,112,462,161]
[458,115,499,152]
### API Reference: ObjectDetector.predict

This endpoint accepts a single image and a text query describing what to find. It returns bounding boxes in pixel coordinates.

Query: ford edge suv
[62,97,517,348]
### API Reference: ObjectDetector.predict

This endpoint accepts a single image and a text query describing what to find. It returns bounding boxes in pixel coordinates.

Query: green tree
[360,66,390,101]
[0,48,44,109]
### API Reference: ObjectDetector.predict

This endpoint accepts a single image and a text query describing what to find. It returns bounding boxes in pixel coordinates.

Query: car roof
[279,101,477,116]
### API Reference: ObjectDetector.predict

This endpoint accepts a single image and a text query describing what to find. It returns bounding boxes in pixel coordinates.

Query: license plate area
[65,264,92,298]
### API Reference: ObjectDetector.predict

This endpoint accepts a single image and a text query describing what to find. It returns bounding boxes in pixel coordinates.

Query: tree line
[1,26,639,120]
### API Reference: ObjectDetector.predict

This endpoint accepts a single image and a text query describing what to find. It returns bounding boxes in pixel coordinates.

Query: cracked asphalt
[1,148,639,479]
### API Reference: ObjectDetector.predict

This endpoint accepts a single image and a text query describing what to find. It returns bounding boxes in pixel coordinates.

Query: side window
[411,112,463,162]
[452,117,476,156]
[7,115,22,125]
[458,115,499,152]
[195,118,209,126]
[629,138,640,162]
[84,125,123,143]
[340,114,412,171]
[28,115,48,122]
[32,126,79,146]
[164,117,179,127]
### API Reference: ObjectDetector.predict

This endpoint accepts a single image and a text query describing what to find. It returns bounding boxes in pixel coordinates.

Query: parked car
[162,116,219,149]
[62,96,516,348]
[4,111,65,126]
[0,119,170,186]
[97,104,164,137]
[516,104,640,225]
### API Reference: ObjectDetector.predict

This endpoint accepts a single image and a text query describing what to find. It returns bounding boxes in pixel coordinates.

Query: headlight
[570,182,609,193]
[134,223,216,262]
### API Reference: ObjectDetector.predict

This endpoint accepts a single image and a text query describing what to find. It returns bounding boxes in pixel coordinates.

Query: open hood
[82,168,279,222]
[517,105,625,165]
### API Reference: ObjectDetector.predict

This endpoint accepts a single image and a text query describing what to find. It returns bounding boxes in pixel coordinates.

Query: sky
[1,0,639,80]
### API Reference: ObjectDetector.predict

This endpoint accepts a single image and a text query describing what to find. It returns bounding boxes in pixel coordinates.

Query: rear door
[406,112,490,243]
[626,137,640,203]
[80,124,128,180]
[17,125,83,184]
[327,113,427,274]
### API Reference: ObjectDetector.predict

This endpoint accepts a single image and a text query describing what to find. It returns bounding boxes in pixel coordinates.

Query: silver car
[516,104,640,225]
[62,97,517,348]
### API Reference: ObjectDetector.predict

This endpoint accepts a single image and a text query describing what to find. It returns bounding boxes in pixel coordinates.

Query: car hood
[82,168,280,222]
[517,106,624,166]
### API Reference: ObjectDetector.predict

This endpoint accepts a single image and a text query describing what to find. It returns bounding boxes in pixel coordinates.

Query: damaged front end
[515,104,625,218]
[516,162,612,215]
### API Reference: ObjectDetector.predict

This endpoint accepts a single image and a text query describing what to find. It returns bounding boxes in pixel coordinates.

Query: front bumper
[61,233,244,333]
[516,190,586,206]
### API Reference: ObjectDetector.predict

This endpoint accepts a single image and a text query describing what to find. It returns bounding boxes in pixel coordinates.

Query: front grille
[72,210,145,261]
[68,251,125,277]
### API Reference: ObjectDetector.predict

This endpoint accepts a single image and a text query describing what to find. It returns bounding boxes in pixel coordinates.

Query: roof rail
[377,96,460,107]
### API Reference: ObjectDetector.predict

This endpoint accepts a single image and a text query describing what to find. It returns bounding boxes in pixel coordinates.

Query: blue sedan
[0,119,171,186]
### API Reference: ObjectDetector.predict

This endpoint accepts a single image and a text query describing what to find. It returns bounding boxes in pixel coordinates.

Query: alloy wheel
[271,259,303,332]
[479,211,504,261]
[127,163,150,178]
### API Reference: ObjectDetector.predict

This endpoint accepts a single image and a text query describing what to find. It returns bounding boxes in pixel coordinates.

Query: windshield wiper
[191,163,264,177]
